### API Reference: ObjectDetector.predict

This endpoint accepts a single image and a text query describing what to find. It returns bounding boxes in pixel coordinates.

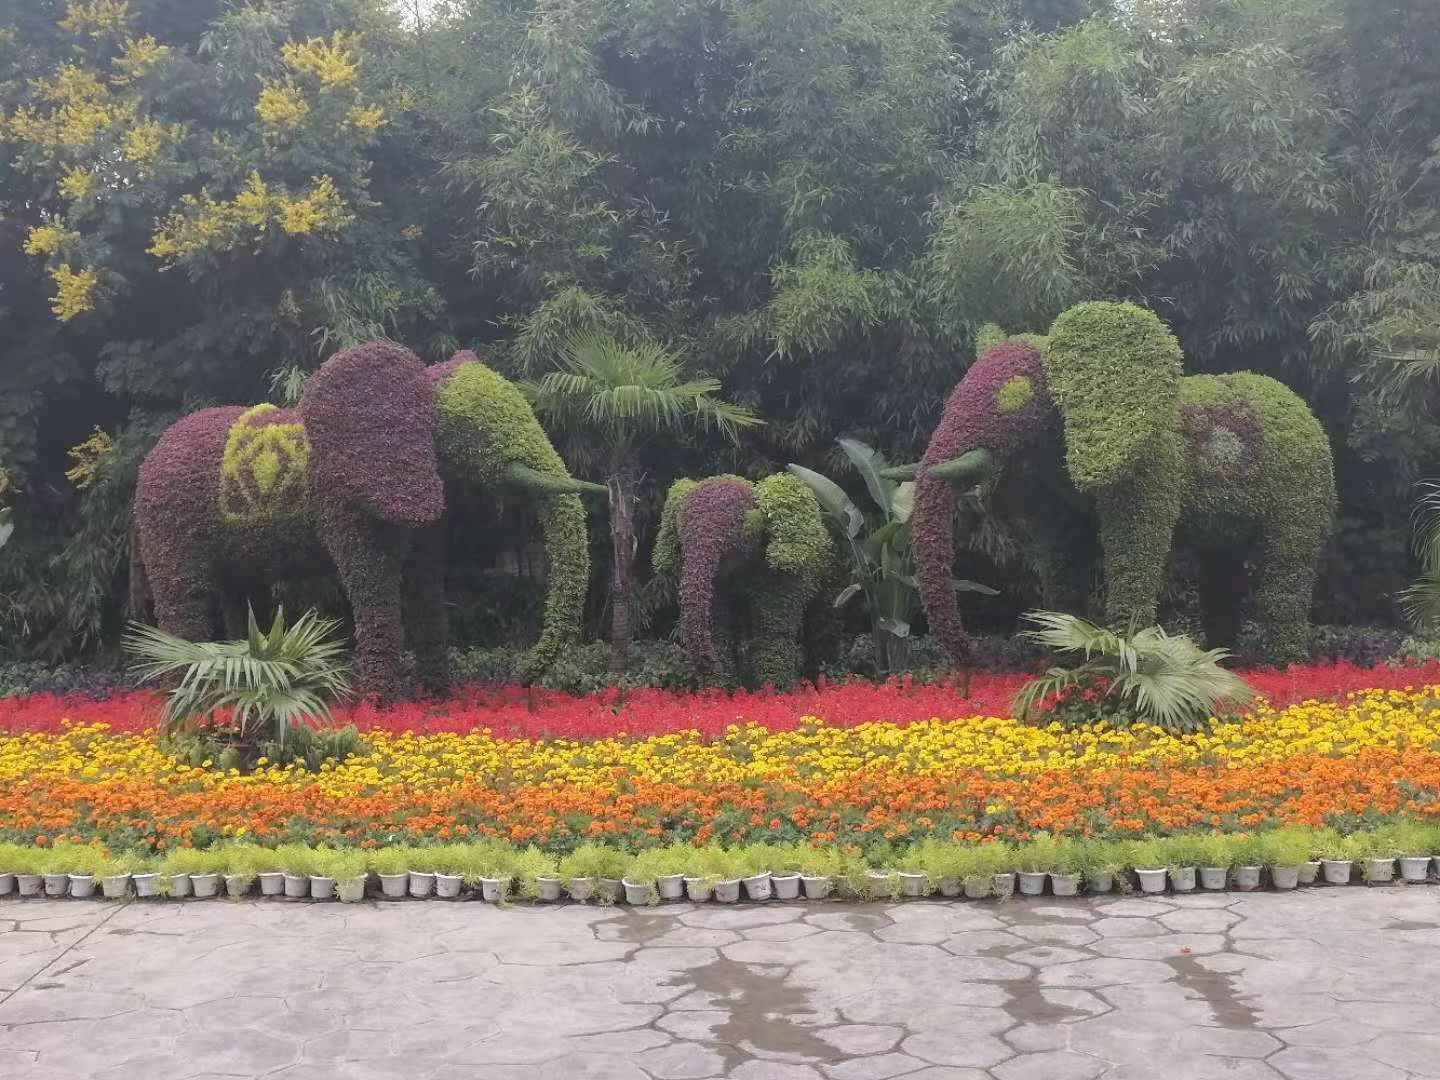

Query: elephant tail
[678,478,756,679]
[913,469,973,665]
[128,516,153,625]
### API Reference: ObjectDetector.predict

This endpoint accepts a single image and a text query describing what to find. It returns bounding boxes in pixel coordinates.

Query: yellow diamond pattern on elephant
[219,404,310,523]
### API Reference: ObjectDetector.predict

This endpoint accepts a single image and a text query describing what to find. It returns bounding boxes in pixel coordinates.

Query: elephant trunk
[517,491,589,685]
[679,479,757,679]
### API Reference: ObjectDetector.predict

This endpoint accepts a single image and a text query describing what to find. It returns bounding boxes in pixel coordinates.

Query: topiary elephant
[909,300,1336,664]
[653,473,832,688]
[132,342,597,698]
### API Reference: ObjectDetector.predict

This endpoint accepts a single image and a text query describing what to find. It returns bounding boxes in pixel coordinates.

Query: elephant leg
[749,573,809,690]
[141,535,219,642]
[403,522,449,695]
[1250,513,1325,664]
[1096,461,1182,629]
[319,499,408,700]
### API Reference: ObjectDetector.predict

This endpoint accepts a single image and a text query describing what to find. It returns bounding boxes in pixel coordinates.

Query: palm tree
[124,607,352,749]
[1012,611,1253,733]
[527,333,762,666]
[1402,481,1440,632]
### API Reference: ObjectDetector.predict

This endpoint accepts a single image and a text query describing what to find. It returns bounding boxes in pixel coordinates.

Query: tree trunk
[608,459,637,670]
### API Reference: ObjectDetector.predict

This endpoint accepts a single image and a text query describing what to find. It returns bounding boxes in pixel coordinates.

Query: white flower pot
[283,873,309,899]
[479,876,510,903]
[132,873,159,898]
[535,875,563,901]
[1271,865,1300,890]
[657,873,687,901]
[1170,866,1197,892]
[936,876,962,897]
[1018,871,1047,897]
[742,871,773,901]
[408,871,435,899]
[379,873,409,899]
[963,876,990,900]
[992,872,1016,899]
[44,873,69,897]
[800,875,831,900]
[1299,861,1320,885]
[772,873,801,900]
[1400,856,1430,882]
[622,878,655,905]
[258,872,285,897]
[100,873,129,900]
[1050,873,1080,897]
[191,873,220,898]
[168,873,193,898]
[1086,871,1114,894]
[1365,858,1396,883]
[683,876,715,902]
[865,870,896,898]
[1321,859,1352,884]
[309,876,336,901]
[435,873,463,898]
[567,876,594,901]
[1136,868,1168,894]
[225,875,251,898]
[68,874,96,899]
[0,872,14,895]
[1234,866,1262,891]
[1200,866,1228,890]
[337,876,367,903]
[713,878,741,903]
[897,871,928,898]
[597,878,624,903]
[17,874,43,897]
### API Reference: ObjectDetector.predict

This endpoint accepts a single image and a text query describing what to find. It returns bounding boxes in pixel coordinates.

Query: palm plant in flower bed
[124,607,353,766]
[1012,611,1253,733]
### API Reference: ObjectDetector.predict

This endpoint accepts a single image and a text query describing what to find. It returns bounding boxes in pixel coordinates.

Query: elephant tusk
[878,463,918,480]
[502,464,606,496]
[926,449,996,487]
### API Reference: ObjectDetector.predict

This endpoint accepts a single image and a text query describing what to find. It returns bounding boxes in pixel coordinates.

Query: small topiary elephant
[910,301,1336,664]
[653,473,832,688]
[132,343,597,698]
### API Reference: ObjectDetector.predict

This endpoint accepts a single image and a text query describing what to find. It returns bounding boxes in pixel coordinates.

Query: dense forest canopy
[2,0,1438,660]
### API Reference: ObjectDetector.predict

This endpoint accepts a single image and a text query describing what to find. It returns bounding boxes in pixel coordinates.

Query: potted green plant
[1017,835,1060,897]
[1256,828,1311,890]
[707,848,744,904]
[307,847,340,900]
[1353,832,1397,884]
[795,846,840,900]
[471,845,517,904]
[682,848,721,903]
[1128,838,1168,895]
[739,845,774,901]
[162,847,219,898]
[628,847,689,905]
[0,843,19,896]
[257,851,286,897]
[41,844,76,897]
[11,844,44,897]
[1381,821,1438,883]
[1226,835,1263,891]
[559,845,629,903]
[1074,839,1123,894]
[763,844,804,901]
[1043,837,1086,896]
[325,849,368,902]
[513,846,562,902]
[429,844,466,899]
[1153,836,1198,893]
[220,844,259,899]
[1315,829,1357,884]
[125,851,161,898]
[407,848,438,899]
[370,847,411,899]
[1189,834,1230,890]
[989,843,1018,900]
[56,843,105,899]
[275,843,313,899]
[896,845,935,899]
[953,845,995,900]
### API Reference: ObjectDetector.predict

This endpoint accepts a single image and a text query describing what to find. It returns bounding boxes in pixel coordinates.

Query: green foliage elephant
[133,344,596,698]
[653,473,833,688]
[911,301,1336,663]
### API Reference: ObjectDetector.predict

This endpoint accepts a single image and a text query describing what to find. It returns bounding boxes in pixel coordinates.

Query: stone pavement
[3,889,1440,1080]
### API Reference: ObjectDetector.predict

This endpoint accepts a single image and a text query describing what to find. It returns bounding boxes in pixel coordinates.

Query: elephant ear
[1043,301,1182,491]
[300,341,444,525]
[754,473,830,574]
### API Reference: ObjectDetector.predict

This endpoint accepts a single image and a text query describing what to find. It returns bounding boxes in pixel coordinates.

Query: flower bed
[1,671,1439,855]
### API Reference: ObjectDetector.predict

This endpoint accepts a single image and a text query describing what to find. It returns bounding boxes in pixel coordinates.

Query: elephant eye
[996,375,1034,414]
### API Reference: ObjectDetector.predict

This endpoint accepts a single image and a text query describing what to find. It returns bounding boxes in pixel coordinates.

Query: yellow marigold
[278,175,351,236]
[256,82,310,127]
[24,220,77,257]
[121,119,172,164]
[345,103,386,131]
[281,33,360,91]
[64,428,115,490]
[50,265,98,321]
[59,166,94,199]
[112,35,171,81]
[57,0,131,36]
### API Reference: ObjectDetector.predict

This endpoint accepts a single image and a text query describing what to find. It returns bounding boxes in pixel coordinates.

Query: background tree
[527,333,760,665]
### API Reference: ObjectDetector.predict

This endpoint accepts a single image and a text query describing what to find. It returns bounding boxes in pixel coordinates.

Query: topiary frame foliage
[134,343,590,699]
[655,473,832,688]
[913,301,1335,665]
